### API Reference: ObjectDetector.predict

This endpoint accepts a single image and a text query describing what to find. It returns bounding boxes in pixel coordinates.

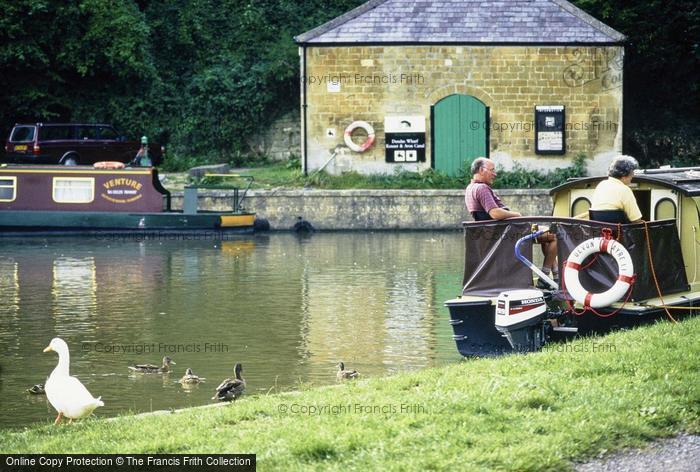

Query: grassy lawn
[159,154,586,192]
[161,163,465,192]
[2,316,698,470]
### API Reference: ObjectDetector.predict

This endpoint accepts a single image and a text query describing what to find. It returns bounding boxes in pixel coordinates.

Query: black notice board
[385,132,426,163]
[535,105,565,155]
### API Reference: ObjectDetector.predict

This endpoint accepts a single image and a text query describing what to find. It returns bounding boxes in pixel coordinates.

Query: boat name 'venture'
[103,178,143,190]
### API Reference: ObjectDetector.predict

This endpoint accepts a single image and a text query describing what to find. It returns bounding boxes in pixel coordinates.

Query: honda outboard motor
[495,289,548,352]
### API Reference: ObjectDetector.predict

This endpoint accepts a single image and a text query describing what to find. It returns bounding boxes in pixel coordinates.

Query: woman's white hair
[608,155,639,178]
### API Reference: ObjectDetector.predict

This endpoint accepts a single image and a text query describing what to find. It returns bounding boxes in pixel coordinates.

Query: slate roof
[295,0,625,44]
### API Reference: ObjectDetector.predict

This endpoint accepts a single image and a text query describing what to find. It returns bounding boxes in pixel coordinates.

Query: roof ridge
[547,0,626,41]
[294,0,391,44]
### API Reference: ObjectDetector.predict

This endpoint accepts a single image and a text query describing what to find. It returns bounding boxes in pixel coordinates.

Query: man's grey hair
[608,155,639,178]
[470,157,491,175]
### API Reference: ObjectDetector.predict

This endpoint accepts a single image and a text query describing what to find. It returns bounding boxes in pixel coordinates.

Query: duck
[212,363,245,401]
[43,337,104,424]
[128,356,175,373]
[179,368,205,384]
[26,383,45,395]
[336,361,360,381]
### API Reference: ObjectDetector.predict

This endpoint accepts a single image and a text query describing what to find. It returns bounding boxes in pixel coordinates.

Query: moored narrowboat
[446,167,700,356]
[0,165,257,234]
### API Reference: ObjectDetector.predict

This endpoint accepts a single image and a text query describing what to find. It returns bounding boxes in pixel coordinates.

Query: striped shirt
[465,181,505,215]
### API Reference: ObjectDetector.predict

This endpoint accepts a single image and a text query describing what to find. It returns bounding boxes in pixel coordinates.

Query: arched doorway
[432,94,489,176]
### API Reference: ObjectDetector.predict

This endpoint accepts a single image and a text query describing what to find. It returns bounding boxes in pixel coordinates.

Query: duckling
[179,368,205,384]
[336,361,360,381]
[128,356,176,373]
[26,383,45,395]
[212,363,245,401]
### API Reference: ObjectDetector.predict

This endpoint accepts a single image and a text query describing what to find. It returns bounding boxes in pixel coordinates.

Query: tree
[0,0,159,140]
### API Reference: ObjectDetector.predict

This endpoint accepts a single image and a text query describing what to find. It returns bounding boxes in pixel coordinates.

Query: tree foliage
[0,0,697,168]
[0,0,157,135]
[574,0,700,166]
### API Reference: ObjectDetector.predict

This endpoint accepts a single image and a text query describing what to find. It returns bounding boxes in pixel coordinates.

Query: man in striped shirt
[465,157,558,285]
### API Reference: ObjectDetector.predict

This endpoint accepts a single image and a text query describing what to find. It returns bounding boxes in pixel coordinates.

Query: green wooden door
[433,95,488,176]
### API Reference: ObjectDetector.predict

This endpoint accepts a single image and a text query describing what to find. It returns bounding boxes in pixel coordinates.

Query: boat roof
[550,166,700,197]
[0,164,153,174]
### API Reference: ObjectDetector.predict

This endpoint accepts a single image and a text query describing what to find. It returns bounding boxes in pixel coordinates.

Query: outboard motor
[495,289,548,352]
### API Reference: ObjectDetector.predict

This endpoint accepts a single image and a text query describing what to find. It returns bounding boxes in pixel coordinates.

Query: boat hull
[445,298,513,356]
[446,295,700,356]
[0,210,256,235]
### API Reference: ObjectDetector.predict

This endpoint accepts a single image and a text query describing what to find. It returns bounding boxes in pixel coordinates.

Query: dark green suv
[4,123,164,166]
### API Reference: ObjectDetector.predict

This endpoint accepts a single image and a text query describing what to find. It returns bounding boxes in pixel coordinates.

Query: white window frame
[0,176,17,202]
[52,177,95,204]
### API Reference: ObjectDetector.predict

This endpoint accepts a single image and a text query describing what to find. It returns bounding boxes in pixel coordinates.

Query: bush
[494,154,587,189]
[298,155,587,189]
[626,122,700,169]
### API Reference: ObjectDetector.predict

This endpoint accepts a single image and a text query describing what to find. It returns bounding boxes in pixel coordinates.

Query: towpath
[575,434,700,471]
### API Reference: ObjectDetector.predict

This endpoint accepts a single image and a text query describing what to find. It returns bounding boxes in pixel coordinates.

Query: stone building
[295,0,625,176]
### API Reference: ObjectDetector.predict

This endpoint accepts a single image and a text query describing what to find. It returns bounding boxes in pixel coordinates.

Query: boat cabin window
[654,198,677,220]
[52,177,94,204]
[571,196,591,217]
[0,177,17,202]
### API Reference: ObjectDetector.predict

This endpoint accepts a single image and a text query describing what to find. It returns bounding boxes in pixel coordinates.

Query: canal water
[0,231,464,429]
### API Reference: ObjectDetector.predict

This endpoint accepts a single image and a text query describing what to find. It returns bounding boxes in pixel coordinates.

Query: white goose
[43,337,104,424]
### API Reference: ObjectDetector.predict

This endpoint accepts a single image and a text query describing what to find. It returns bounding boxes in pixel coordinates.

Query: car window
[77,126,99,140]
[98,127,119,140]
[39,126,74,140]
[10,126,35,142]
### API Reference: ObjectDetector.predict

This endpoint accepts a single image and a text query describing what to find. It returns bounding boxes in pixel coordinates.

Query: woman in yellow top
[590,155,643,223]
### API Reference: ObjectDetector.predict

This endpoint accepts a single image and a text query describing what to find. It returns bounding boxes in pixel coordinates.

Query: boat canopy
[461,217,688,301]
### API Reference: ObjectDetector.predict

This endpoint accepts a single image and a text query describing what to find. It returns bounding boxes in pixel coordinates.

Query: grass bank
[161,154,586,192]
[2,317,698,470]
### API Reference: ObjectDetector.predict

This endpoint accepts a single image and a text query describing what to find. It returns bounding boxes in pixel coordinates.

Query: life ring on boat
[344,121,375,152]
[564,237,635,308]
[94,161,125,169]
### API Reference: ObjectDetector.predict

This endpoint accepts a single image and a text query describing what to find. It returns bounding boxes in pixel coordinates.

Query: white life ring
[564,237,635,308]
[344,121,375,152]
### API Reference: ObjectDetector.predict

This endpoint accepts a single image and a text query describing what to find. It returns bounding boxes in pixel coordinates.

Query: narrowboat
[445,167,700,356]
[0,165,257,234]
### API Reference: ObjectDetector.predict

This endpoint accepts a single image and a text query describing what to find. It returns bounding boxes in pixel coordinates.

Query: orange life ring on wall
[94,161,126,169]
[344,121,375,152]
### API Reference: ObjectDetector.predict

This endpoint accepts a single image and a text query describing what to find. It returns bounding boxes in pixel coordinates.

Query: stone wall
[172,189,552,230]
[249,111,301,160]
[303,45,623,176]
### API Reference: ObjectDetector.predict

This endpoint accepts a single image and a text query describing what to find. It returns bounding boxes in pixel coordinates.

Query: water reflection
[0,232,463,429]
[52,257,97,321]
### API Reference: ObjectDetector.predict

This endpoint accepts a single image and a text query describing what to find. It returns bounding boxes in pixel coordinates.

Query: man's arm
[473,184,521,220]
[489,207,522,220]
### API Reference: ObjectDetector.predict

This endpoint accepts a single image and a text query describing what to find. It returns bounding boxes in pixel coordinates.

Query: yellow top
[591,177,643,221]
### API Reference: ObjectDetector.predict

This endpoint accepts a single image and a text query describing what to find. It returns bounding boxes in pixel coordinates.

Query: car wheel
[63,156,78,166]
